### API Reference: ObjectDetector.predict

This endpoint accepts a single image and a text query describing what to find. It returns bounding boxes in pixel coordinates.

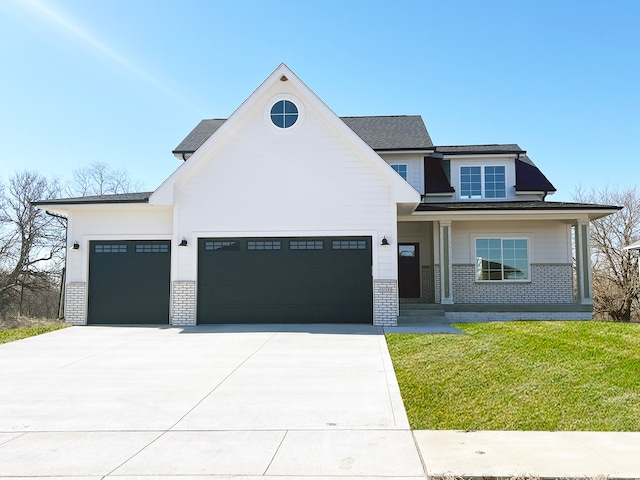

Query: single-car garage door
[198,237,373,324]
[88,240,171,324]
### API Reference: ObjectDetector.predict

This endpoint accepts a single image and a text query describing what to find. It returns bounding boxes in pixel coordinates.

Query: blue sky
[0,0,638,201]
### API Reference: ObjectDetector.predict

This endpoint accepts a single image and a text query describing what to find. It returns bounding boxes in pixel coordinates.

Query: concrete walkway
[414,430,640,479]
[0,324,638,479]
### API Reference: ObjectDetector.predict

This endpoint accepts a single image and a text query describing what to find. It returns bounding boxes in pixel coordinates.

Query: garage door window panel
[205,240,240,251]
[94,244,127,254]
[247,241,281,250]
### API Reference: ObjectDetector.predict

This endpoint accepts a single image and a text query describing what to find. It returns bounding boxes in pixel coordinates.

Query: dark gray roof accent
[340,115,433,150]
[434,144,525,155]
[415,201,621,212]
[173,115,434,157]
[435,143,525,155]
[34,192,152,206]
[424,155,455,194]
[515,156,556,192]
[172,119,226,155]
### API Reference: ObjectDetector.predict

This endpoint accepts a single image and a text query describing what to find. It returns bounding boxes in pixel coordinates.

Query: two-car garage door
[87,236,373,324]
[197,237,373,324]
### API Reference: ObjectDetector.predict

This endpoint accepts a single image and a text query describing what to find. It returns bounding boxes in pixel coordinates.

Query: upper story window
[475,238,529,281]
[460,165,506,199]
[391,164,408,180]
[270,100,298,128]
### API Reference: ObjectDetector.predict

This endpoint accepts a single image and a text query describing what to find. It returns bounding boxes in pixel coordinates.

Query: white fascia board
[33,204,69,216]
[403,208,620,222]
[624,240,640,250]
[375,149,435,155]
[423,192,456,198]
[443,153,517,160]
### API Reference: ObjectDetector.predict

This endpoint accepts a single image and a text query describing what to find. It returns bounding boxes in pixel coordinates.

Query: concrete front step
[398,304,447,325]
[399,309,445,317]
[399,302,444,310]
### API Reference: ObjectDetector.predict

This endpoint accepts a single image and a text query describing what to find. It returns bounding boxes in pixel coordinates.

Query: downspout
[46,211,68,319]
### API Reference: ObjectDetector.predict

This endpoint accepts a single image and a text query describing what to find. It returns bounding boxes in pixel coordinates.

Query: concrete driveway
[0,324,425,478]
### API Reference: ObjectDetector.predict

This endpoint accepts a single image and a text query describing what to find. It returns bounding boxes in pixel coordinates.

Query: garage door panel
[88,241,170,325]
[198,237,372,324]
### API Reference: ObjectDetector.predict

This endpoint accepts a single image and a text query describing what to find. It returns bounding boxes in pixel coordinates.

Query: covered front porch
[396,207,602,322]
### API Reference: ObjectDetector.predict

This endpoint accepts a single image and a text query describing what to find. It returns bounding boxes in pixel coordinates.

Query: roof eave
[408,205,621,222]
[374,147,435,153]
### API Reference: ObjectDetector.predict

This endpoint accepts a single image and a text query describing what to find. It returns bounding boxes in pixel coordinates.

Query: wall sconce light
[381,237,390,246]
[72,241,80,250]
[179,238,188,247]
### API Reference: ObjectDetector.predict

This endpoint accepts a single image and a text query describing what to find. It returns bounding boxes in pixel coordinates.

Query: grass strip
[0,325,67,345]
[387,321,640,431]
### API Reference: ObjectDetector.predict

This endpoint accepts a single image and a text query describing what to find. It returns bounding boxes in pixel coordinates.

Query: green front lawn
[0,326,67,345]
[386,321,640,431]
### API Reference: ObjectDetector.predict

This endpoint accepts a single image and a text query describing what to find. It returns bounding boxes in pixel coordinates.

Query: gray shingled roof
[34,192,152,206]
[173,119,226,155]
[434,144,525,155]
[340,116,433,150]
[172,115,433,156]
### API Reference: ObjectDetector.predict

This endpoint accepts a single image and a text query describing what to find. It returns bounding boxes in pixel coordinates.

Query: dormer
[422,145,556,202]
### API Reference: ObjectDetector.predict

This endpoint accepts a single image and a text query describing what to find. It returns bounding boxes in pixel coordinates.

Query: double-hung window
[460,165,506,199]
[391,164,408,180]
[475,238,529,281]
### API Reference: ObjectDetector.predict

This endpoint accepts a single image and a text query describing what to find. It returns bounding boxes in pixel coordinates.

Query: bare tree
[0,171,64,315]
[574,186,640,322]
[66,161,143,196]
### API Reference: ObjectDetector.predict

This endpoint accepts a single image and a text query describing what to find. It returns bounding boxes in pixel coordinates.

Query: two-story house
[36,64,619,326]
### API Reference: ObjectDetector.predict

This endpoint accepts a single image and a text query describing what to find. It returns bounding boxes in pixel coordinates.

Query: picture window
[475,238,529,281]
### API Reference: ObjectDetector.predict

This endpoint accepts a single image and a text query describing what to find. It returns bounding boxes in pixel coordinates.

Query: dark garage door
[88,240,171,325]
[198,237,373,324]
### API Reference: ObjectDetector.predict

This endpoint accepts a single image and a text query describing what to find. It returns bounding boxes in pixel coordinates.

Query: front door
[398,243,420,298]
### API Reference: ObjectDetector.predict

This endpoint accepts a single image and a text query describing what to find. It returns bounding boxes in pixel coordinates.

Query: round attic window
[270,100,298,128]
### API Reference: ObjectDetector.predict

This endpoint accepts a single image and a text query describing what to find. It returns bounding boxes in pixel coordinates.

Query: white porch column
[575,219,593,305]
[439,220,454,304]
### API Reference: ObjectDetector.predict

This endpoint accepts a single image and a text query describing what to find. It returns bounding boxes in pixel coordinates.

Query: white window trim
[459,164,507,200]
[263,94,305,133]
[473,236,531,283]
[390,163,408,180]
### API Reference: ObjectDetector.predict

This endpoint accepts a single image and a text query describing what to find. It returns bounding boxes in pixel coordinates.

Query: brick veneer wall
[445,311,592,322]
[65,282,87,325]
[452,264,575,304]
[171,281,197,326]
[373,280,398,326]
